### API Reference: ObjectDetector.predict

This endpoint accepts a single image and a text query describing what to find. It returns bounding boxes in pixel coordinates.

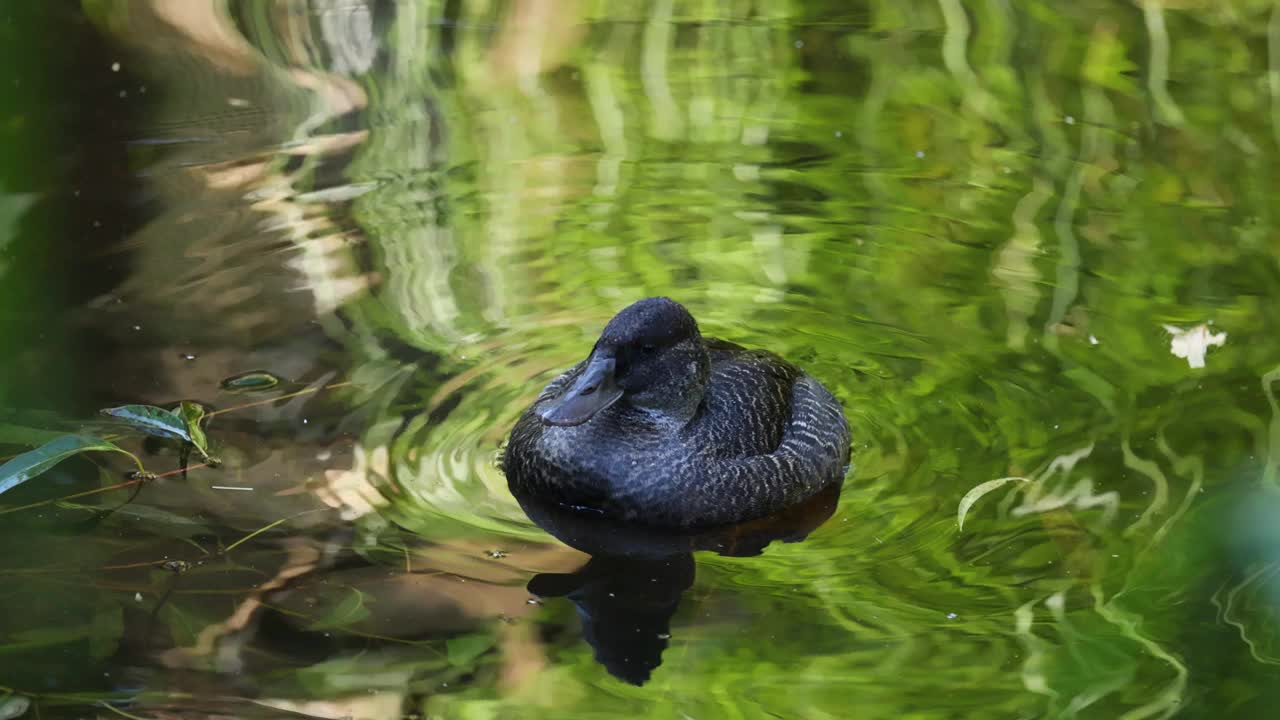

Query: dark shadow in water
[515,483,842,685]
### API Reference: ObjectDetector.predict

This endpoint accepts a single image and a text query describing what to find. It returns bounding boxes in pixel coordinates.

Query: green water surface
[2,1,1280,718]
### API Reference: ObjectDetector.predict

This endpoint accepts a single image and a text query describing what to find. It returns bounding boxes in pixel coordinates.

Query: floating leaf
[178,401,211,461]
[100,404,189,441]
[0,434,145,496]
[446,633,496,667]
[957,477,1031,532]
[220,371,282,393]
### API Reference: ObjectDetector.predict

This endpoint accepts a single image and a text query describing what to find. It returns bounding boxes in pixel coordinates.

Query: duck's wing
[639,373,851,528]
[698,344,798,457]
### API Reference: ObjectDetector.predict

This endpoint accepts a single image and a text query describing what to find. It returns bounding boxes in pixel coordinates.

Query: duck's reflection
[515,482,842,685]
[527,554,693,685]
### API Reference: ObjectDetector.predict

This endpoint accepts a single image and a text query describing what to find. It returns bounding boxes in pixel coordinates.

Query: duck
[503,297,851,529]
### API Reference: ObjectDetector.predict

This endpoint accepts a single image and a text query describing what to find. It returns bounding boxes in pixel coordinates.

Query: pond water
[3,1,1280,718]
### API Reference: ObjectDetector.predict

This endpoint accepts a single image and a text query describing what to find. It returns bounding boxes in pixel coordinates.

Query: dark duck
[503,297,852,529]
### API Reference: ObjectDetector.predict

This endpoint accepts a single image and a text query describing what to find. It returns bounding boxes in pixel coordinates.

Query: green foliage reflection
[37,0,1280,717]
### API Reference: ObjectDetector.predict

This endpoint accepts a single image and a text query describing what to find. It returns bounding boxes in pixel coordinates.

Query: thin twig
[223,518,289,553]
[154,463,210,479]
[0,463,208,516]
[223,510,325,553]
[0,478,144,515]
[97,701,151,720]
[99,560,173,571]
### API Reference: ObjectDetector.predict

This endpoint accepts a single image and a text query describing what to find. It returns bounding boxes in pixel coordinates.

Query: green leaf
[0,434,144,496]
[446,633,495,667]
[100,404,189,442]
[219,371,282,393]
[178,400,211,461]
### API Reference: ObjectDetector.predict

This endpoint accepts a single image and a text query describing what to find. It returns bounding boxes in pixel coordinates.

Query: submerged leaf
[957,477,1031,532]
[0,434,144,496]
[446,633,496,667]
[0,423,68,447]
[309,587,371,630]
[220,371,282,393]
[89,602,124,661]
[100,404,189,441]
[5,623,93,649]
[63,500,212,537]
[178,401,211,461]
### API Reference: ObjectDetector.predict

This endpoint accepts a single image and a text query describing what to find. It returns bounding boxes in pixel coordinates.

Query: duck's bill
[539,354,623,427]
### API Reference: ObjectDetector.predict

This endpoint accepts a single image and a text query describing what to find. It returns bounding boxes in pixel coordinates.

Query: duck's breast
[508,398,687,506]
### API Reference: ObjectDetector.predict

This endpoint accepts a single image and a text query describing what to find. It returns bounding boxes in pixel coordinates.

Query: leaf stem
[0,477,145,515]
[205,381,352,419]
[223,510,325,553]
[97,701,152,720]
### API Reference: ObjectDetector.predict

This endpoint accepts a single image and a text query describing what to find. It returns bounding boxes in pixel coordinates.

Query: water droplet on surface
[111,62,120,72]
[486,549,509,559]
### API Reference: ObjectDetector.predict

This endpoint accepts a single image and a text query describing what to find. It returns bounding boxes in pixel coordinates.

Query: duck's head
[539,297,710,427]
